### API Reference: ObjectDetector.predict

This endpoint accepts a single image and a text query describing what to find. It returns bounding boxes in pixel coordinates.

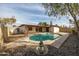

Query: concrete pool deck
[4,32,70,49]
[52,33,70,48]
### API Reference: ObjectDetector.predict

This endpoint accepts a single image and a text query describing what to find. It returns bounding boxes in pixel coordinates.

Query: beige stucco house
[9,24,60,36]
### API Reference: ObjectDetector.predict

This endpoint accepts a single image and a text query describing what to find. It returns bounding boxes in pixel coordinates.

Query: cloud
[0,3,70,27]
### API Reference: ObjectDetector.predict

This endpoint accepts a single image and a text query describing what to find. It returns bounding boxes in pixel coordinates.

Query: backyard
[0,3,79,56]
[0,33,78,56]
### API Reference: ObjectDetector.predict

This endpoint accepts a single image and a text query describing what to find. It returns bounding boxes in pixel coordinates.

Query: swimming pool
[30,33,59,41]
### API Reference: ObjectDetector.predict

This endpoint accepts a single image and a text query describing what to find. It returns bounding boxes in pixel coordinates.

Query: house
[10,24,60,36]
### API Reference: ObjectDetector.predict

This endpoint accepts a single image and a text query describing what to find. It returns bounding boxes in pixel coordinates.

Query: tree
[0,17,16,42]
[38,22,42,25]
[42,3,79,39]
[38,22,48,26]
[77,20,79,26]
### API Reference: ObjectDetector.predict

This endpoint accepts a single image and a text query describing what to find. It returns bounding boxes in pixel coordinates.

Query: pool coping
[51,33,70,48]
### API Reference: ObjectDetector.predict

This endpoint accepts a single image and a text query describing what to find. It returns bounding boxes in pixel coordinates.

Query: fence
[59,27,72,33]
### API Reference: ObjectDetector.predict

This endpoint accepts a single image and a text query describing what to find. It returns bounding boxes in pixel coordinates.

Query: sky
[0,3,70,27]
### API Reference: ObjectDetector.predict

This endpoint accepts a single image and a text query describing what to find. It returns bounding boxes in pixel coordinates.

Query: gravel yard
[2,34,79,56]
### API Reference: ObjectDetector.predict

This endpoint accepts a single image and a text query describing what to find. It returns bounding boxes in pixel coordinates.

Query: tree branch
[66,3,79,31]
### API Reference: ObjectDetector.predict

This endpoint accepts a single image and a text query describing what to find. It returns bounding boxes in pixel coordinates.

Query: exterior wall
[32,27,36,32]
[19,26,26,34]
[42,27,46,32]
[49,26,54,33]
[25,26,29,36]
[54,27,59,33]
[49,26,59,33]
[9,25,57,35]
[28,27,50,33]
[28,27,36,33]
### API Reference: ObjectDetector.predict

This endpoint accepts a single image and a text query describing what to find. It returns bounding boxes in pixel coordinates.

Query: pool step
[52,33,69,48]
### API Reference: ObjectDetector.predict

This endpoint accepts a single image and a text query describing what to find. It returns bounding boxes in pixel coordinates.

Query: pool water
[30,33,59,41]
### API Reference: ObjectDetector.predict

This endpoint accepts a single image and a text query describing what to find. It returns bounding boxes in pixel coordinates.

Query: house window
[46,27,49,32]
[39,27,42,32]
[28,27,32,31]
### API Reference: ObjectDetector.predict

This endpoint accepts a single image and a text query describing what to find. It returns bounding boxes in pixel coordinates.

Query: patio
[1,33,78,56]
[0,32,75,55]
[3,32,69,49]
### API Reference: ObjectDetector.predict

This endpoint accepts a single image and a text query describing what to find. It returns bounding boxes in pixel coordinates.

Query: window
[28,27,32,31]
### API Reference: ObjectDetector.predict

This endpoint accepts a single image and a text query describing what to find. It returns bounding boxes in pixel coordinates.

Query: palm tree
[0,17,16,42]
[42,3,79,39]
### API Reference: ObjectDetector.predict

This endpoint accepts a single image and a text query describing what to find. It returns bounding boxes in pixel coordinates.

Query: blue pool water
[30,33,59,41]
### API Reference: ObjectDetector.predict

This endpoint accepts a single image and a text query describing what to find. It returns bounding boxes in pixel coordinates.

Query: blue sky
[0,3,70,27]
